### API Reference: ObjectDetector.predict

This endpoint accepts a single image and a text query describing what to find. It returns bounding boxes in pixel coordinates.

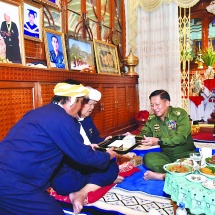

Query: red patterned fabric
[49,162,140,204]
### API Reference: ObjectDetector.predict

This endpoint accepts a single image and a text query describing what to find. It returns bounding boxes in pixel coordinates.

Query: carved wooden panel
[101,84,116,135]
[127,85,139,123]
[116,85,127,128]
[0,81,41,141]
[40,82,57,105]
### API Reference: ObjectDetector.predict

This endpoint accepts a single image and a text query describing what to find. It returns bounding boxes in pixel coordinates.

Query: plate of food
[186,174,207,183]
[200,166,215,179]
[163,163,192,176]
[205,155,215,167]
[202,180,215,190]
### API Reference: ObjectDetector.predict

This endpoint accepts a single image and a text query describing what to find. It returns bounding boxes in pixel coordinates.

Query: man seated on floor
[51,84,124,203]
[0,81,118,215]
[140,89,196,180]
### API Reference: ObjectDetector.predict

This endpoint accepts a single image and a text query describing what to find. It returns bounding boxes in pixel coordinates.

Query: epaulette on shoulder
[172,110,181,116]
[148,114,155,120]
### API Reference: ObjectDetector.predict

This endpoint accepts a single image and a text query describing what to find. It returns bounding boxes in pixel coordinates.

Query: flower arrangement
[135,110,149,121]
[190,72,203,95]
[202,42,215,67]
[0,55,11,63]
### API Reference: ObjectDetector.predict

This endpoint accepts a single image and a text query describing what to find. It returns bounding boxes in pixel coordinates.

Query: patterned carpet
[89,187,174,215]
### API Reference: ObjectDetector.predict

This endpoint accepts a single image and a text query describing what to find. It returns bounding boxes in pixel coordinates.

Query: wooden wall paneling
[0,66,139,138]
[0,81,41,141]
[115,84,127,129]
[40,82,57,105]
[127,84,139,123]
[100,84,116,135]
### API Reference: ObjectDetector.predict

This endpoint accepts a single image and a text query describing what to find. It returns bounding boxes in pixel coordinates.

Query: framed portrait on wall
[0,1,25,65]
[93,39,120,75]
[22,1,43,42]
[66,36,94,71]
[44,28,68,70]
[41,0,61,9]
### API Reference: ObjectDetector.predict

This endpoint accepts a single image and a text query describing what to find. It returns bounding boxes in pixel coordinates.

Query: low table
[163,173,215,215]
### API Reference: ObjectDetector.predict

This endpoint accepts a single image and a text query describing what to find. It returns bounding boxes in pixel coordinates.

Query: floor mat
[89,187,173,215]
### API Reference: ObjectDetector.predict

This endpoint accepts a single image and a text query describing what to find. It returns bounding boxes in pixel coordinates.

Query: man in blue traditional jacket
[0,81,118,215]
[51,86,122,197]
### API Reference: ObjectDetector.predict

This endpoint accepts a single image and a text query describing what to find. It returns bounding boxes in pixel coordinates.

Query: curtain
[135,2,181,111]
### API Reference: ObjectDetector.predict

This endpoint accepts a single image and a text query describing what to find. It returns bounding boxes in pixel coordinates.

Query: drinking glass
[190,152,202,174]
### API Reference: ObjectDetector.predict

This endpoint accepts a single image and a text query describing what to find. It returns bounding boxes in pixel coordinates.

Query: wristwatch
[158,139,163,146]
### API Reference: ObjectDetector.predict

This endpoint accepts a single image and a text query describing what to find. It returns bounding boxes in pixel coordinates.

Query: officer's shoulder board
[148,114,156,121]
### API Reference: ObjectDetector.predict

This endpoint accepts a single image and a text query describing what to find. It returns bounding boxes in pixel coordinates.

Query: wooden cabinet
[90,83,139,137]
[0,65,139,140]
[0,81,42,140]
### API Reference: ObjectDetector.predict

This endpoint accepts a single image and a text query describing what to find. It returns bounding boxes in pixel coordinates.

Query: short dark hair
[51,79,81,104]
[149,90,170,101]
[51,35,58,42]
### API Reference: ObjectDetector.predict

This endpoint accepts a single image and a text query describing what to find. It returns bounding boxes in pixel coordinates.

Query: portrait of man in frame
[44,29,68,70]
[0,1,25,65]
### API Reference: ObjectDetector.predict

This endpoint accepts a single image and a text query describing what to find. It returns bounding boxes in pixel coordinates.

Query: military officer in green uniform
[140,90,195,180]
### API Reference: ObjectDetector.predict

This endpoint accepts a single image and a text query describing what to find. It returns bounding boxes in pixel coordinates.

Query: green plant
[202,45,215,67]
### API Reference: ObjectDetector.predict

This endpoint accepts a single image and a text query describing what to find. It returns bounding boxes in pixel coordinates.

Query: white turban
[86,86,102,101]
[54,83,89,106]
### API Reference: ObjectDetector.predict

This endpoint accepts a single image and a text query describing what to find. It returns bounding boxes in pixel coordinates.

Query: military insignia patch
[154,123,160,131]
[167,120,177,130]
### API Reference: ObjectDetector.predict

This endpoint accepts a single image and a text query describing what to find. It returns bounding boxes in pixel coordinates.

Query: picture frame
[40,0,61,9]
[44,28,68,70]
[0,1,25,65]
[22,1,43,42]
[93,39,120,75]
[66,36,94,71]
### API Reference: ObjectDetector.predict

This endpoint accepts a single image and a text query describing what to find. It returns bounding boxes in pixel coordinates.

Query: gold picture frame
[93,39,120,75]
[22,1,43,42]
[44,28,68,70]
[0,1,25,65]
[39,0,61,9]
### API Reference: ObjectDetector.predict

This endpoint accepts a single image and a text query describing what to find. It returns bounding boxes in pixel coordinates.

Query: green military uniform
[140,106,196,173]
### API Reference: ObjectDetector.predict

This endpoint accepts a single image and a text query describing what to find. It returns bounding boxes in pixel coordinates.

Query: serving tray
[96,135,142,154]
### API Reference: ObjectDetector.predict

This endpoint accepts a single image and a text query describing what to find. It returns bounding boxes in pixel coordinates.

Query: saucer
[186,174,207,183]
[202,180,215,190]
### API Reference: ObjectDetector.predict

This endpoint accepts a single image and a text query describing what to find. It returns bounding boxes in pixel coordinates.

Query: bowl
[163,163,193,176]
[205,157,215,167]
[200,166,215,179]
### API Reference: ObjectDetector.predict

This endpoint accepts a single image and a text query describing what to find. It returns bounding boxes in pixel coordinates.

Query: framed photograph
[41,0,61,9]
[22,1,43,42]
[93,39,120,75]
[44,28,68,70]
[66,36,94,71]
[0,1,25,65]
